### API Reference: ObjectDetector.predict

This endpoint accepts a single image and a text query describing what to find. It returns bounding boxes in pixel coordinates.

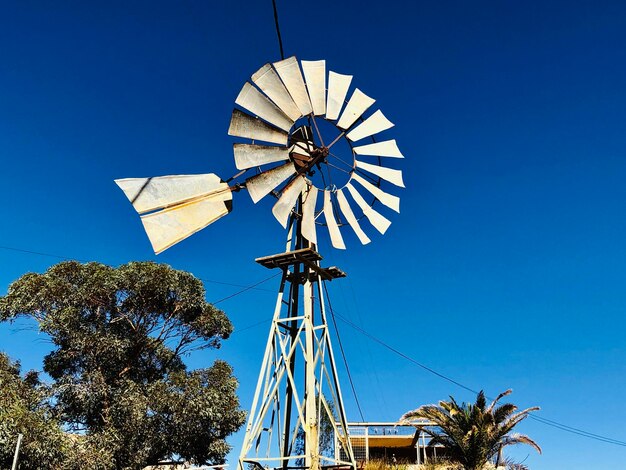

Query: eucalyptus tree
[0,261,246,469]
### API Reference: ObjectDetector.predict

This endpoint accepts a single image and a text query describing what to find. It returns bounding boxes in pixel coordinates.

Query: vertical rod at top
[271,0,285,60]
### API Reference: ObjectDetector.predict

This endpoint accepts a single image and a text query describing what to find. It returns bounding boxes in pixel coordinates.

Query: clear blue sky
[2,1,626,468]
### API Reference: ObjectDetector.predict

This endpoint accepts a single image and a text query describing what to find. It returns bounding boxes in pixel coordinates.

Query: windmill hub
[293,146,329,173]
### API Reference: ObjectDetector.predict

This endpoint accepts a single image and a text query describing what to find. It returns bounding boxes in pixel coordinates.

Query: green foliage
[0,261,246,469]
[401,390,541,470]
[0,353,67,469]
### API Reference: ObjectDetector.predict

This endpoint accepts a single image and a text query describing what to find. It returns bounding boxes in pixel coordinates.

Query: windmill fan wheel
[229,56,405,249]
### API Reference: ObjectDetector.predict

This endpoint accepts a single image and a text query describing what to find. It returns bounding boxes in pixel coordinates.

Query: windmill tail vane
[115,173,234,254]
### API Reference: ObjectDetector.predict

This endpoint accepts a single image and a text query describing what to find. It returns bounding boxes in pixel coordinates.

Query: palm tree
[400,389,541,470]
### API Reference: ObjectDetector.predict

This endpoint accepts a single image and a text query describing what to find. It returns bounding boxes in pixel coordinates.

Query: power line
[0,244,275,294]
[333,311,478,395]
[196,278,274,292]
[333,311,626,448]
[323,282,366,422]
[212,273,280,305]
[527,415,626,447]
[235,318,272,334]
[0,244,87,262]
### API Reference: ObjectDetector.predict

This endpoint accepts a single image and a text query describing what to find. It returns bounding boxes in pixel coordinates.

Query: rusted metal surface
[252,63,302,121]
[254,248,345,282]
[234,143,289,170]
[255,247,322,269]
[236,82,294,132]
[272,176,307,228]
[273,56,313,116]
[228,109,288,145]
[246,162,295,203]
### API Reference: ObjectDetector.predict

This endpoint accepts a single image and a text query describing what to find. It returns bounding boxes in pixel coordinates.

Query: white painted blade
[228,109,288,145]
[252,63,302,121]
[346,110,394,142]
[301,185,318,245]
[353,139,404,158]
[301,60,326,116]
[336,189,370,245]
[326,71,352,121]
[336,89,375,130]
[271,176,307,228]
[323,190,346,250]
[115,174,230,214]
[234,144,289,170]
[352,173,400,213]
[235,82,293,132]
[140,196,231,254]
[345,183,391,234]
[355,160,405,188]
[246,162,296,203]
[273,56,313,116]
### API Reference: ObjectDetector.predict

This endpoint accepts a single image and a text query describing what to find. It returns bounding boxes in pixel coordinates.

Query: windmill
[115,56,404,470]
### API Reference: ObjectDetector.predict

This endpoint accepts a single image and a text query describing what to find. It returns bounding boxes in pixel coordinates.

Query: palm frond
[500,406,540,435]
[399,404,439,422]
[501,433,542,454]
[492,403,517,424]
[487,388,512,413]
[476,390,487,411]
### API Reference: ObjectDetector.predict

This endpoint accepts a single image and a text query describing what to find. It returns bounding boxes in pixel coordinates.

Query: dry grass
[362,459,408,470]
[418,460,462,470]
[360,458,509,470]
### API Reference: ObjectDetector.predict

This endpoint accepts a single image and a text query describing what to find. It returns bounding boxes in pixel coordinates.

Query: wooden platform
[256,248,346,281]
